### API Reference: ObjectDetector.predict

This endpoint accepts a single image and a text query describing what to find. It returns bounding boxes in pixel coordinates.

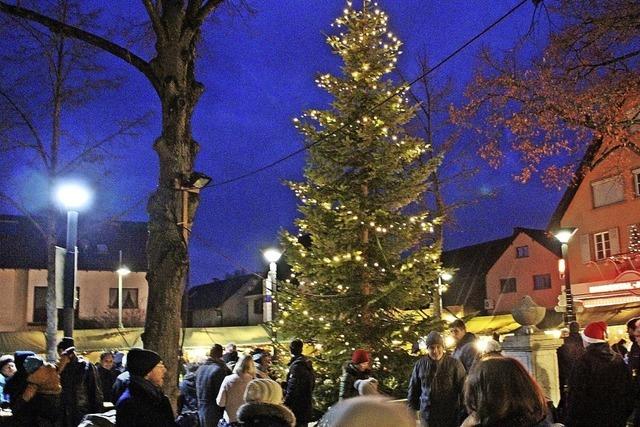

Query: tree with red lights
[452,0,640,188]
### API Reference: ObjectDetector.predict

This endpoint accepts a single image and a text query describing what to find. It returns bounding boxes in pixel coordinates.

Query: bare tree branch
[0,1,159,92]
[142,0,166,45]
[0,87,49,169]
[197,0,224,24]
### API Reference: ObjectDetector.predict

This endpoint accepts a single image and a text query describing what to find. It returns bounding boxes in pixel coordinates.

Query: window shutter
[580,234,591,263]
[609,227,620,255]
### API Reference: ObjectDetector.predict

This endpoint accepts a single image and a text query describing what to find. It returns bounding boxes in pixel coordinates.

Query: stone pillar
[502,333,563,405]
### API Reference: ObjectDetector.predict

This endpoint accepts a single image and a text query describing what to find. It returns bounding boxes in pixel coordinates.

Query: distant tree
[0,0,232,401]
[0,0,147,361]
[452,0,640,188]
[279,2,441,408]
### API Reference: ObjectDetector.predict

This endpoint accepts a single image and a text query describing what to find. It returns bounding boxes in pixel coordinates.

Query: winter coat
[557,333,585,391]
[178,371,198,414]
[338,362,370,400]
[112,371,130,404]
[5,351,61,427]
[284,355,315,423]
[60,354,104,427]
[237,402,296,427]
[407,354,466,427]
[565,342,634,427]
[116,375,177,427]
[452,332,479,372]
[98,365,120,403]
[460,412,561,427]
[216,372,253,423]
[195,358,230,427]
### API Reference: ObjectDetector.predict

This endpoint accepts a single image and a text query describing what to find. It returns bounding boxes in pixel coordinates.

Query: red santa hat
[581,321,608,344]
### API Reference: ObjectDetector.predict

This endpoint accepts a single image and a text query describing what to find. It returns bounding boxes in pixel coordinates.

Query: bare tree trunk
[0,0,223,403]
[143,16,203,402]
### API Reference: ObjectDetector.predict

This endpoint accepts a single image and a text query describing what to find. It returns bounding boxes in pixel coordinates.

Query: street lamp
[262,248,282,324]
[434,271,453,321]
[55,182,92,337]
[554,227,578,324]
[116,250,130,329]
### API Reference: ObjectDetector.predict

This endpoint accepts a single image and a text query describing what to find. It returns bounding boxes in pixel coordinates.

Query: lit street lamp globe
[55,182,92,210]
[263,248,282,264]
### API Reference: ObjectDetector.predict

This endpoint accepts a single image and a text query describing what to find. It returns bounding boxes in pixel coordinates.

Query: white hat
[244,378,283,404]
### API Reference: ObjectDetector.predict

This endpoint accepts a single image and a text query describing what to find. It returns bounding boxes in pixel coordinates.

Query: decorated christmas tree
[278,0,442,408]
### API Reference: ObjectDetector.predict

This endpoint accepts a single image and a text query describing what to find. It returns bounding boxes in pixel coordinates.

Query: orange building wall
[486,233,561,314]
[561,151,640,285]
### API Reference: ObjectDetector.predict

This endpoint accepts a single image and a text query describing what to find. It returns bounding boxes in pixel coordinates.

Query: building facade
[551,143,640,313]
[0,215,148,331]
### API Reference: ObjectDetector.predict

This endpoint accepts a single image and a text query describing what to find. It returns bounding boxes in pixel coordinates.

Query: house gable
[486,230,562,314]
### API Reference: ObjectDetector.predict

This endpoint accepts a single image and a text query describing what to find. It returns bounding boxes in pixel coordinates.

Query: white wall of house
[0,269,29,332]
[191,280,264,327]
[0,268,148,330]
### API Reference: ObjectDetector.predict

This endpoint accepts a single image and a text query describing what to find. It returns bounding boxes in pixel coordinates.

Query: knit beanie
[321,396,415,427]
[581,321,608,344]
[351,349,370,365]
[483,339,502,355]
[0,355,13,372]
[424,331,444,348]
[354,378,379,395]
[24,355,44,375]
[244,378,284,404]
[126,348,162,377]
[57,337,75,353]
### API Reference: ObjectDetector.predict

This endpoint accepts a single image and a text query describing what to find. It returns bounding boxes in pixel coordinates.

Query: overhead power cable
[207,0,530,189]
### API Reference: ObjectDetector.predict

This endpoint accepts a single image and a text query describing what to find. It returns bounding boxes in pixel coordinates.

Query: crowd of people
[0,317,638,426]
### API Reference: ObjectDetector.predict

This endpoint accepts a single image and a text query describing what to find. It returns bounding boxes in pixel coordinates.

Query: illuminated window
[594,231,611,260]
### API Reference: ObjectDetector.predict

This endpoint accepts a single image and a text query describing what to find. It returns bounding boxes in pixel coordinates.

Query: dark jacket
[557,333,585,390]
[178,371,198,414]
[237,402,296,427]
[195,357,229,427]
[112,371,130,404]
[284,354,315,423]
[407,354,466,427]
[5,351,61,427]
[565,342,634,427]
[98,365,120,403]
[452,332,479,372]
[116,375,176,427]
[338,362,370,400]
[60,354,104,427]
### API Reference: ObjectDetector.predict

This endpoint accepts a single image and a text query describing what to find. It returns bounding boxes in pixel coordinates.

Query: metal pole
[118,250,124,329]
[63,211,78,337]
[562,242,576,324]
[433,276,443,320]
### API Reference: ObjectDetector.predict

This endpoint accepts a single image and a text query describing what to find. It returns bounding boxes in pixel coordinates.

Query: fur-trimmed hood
[237,402,296,427]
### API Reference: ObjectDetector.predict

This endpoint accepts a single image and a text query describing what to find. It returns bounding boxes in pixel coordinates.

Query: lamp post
[554,227,578,325]
[262,248,282,324]
[116,250,130,329]
[55,182,91,338]
[434,271,453,321]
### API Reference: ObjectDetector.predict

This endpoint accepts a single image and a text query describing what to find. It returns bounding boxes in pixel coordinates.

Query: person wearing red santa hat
[339,349,373,400]
[565,321,634,427]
